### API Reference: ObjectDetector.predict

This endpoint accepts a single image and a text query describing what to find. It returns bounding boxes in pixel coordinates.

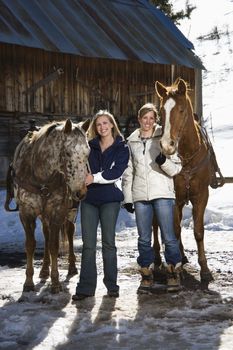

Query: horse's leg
[20,212,36,292]
[49,222,62,293]
[192,190,213,282]
[67,220,78,275]
[152,215,162,266]
[152,215,167,283]
[63,218,78,276]
[174,203,189,264]
[39,222,50,280]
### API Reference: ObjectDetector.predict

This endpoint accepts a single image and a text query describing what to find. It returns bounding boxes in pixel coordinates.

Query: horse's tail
[4,163,19,212]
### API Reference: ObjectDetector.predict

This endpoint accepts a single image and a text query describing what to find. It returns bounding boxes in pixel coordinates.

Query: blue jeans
[134,199,181,267]
[76,201,120,295]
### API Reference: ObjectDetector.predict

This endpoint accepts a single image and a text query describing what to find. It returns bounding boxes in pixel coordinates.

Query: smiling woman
[122,102,183,293]
[96,116,115,152]
[72,110,130,301]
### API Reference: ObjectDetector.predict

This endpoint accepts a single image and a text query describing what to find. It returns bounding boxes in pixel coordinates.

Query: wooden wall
[0,44,196,117]
[0,43,196,183]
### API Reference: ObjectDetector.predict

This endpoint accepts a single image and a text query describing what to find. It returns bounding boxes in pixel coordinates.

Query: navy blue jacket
[84,135,129,206]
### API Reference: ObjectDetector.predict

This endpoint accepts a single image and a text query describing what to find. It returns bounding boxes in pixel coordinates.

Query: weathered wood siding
[0,43,196,183]
[0,44,195,118]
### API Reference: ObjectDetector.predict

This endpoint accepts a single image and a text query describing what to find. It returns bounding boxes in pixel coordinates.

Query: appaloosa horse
[154,78,213,282]
[6,119,90,293]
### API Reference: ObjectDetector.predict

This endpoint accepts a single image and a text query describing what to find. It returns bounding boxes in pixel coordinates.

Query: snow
[1,2,233,349]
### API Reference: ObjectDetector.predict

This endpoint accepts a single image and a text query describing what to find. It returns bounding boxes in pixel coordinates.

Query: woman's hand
[123,203,135,213]
[155,152,166,165]
[85,173,94,186]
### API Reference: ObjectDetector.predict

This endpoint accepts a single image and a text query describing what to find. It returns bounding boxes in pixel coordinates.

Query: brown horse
[154,78,213,282]
[5,119,90,293]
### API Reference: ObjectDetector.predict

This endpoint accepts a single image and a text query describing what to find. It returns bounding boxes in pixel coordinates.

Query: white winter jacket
[122,125,182,203]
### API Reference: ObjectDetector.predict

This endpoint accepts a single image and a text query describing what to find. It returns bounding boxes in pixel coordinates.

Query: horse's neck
[14,138,35,179]
[31,138,60,181]
[178,117,201,158]
[14,131,63,184]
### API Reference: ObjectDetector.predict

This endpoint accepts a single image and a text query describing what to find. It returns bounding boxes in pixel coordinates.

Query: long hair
[87,110,123,140]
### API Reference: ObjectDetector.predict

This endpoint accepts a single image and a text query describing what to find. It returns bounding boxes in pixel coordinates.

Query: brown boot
[166,263,182,292]
[137,267,153,294]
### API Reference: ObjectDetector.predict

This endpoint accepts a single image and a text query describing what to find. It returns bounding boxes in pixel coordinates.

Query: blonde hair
[138,103,158,121]
[87,110,123,140]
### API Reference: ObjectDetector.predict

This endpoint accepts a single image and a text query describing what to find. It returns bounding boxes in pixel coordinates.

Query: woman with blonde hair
[72,110,129,300]
[122,103,182,293]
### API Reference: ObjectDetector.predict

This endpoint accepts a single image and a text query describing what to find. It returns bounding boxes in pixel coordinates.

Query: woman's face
[138,111,156,132]
[95,115,113,137]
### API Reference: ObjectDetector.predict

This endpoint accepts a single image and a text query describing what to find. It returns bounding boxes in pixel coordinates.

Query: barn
[0,0,205,183]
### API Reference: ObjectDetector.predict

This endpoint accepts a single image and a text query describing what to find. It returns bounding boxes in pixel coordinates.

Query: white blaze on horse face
[160,97,176,155]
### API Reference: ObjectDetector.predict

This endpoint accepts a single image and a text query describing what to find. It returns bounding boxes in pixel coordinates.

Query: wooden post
[194,68,203,123]
[218,177,233,184]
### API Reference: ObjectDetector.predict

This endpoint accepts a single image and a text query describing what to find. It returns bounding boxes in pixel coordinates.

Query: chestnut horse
[6,119,90,293]
[154,78,213,282]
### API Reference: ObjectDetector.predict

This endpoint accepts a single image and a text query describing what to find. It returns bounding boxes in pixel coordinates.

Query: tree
[149,0,196,25]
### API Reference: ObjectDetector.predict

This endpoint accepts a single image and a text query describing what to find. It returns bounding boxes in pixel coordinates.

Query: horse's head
[155,78,193,155]
[60,119,90,201]
[39,120,89,201]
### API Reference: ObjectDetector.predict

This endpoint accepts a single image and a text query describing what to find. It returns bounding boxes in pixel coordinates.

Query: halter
[179,142,202,164]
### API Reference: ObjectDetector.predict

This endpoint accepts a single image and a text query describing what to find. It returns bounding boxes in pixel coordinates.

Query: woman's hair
[138,103,158,121]
[87,110,123,140]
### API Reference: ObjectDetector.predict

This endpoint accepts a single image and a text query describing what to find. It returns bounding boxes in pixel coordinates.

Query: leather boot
[137,267,153,294]
[166,263,182,292]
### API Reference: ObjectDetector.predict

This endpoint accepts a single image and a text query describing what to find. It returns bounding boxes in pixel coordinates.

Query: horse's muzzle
[160,139,177,156]
[73,188,87,201]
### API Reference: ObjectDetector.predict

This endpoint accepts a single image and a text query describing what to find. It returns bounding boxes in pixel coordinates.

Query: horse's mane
[14,119,86,182]
[29,120,86,144]
[30,122,62,142]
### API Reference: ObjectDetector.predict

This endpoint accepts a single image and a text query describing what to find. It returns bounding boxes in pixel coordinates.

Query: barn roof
[0,0,204,69]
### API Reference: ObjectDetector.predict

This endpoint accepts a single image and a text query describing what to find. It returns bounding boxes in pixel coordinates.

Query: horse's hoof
[23,284,35,292]
[182,256,189,265]
[51,284,62,294]
[68,267,78,276]
[201,271,214,282]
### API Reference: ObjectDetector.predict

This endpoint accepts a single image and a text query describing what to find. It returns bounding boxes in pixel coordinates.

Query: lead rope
[86,160,91,173]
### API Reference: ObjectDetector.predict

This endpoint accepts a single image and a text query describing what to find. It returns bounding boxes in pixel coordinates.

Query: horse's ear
[155,81,167,99]
[64,119,72,134]
[79,118,91,132]
[177,79,187,95]
[173,77,181,85]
